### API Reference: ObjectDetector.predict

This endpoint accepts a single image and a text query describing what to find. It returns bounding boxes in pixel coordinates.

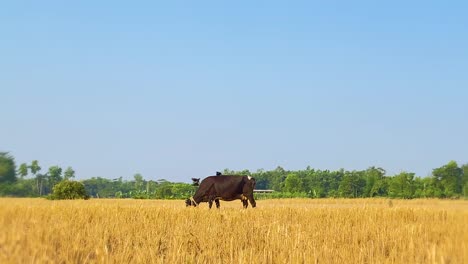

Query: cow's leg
[240,195,249,209]
[242,199,248,209]
[247,195,256,208]
[208,194,219,209]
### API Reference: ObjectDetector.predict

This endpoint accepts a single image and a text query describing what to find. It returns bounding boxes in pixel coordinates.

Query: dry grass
[0,198,467,263]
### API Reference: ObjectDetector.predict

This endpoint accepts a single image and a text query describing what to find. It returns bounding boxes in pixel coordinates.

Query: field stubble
[0,198,466,263]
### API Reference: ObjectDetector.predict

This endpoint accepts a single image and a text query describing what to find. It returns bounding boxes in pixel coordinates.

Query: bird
[191,178,200,186]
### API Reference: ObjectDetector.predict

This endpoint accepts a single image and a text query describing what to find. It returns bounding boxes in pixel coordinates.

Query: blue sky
[1,1,467,182]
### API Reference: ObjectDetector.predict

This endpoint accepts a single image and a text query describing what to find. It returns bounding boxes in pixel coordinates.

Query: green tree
[432,161,463,197]
[35,173,47,196]
[0,152,17,183]
[222,168,236,175]
[270,166,287,191]
[134,173,144,191]
[64,167,75,180]
[326,169,344,197]
[171,183,195,198]
[462,164,468,197]
[9,178,37,197]
[154,179,173,198]
[339,171,366,198]
[82,177,118,198]
[48,166,63,190]
[413,177,431,198]
[30,160,42,195]
[18,163,29,179]
[423,177,442,198]
[238,169,251,176]
[284,173,303,193]
[388,172,415,198]
[364,167,386,197]
[252,169,269,189]
[50,180,89,200]
[30,160,41,175]
[305,169,326,198]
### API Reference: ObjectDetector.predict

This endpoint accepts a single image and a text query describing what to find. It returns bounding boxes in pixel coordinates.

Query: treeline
[81,177,194,199]
[0,153,194,199]
[1,152,467,199]
[0,153,78,197]
[234,162,467,199]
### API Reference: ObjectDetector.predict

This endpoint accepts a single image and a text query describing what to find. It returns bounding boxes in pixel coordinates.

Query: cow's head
[185,197,198,207]
[243,176,256,192]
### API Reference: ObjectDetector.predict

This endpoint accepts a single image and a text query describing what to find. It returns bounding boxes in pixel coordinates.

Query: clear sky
[1,1,467,182]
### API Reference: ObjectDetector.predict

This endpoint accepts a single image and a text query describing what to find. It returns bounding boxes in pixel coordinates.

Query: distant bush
[49,180,90,200]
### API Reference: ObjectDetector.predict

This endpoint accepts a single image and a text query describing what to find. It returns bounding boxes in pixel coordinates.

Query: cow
[185,175,256,209]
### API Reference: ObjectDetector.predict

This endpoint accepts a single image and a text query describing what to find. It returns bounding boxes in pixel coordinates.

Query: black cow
[185,175,256,209]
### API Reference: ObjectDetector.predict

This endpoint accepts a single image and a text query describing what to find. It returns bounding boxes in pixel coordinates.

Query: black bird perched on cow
[191,178,200,186]
[186,174,256,209]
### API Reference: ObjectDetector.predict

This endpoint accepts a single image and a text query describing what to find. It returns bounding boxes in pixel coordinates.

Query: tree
[462,164,468,197]
[30,160,42,195]
[50,180,89,200]
[388,172,415,198]
[48,166,63,191]
[284,173,303,193]
[171,183,195,199]
[223,168,236,175]
[238,169,251,176]
[364,167,386,197]
[270,166,287,191]
[30,160,41,175]
[327,169,344,197]
[432,161,463,197]
[339,171,366,198]
[154,180,173,198]
[252,169,269,189]
[0,152,17,183]
[64,167,75,180]
[305,169,326,198]
[18,163,29,179]
[413,177,435,198]
[82,177,119,198]
[35,173,48,196]
[134,173,144,191]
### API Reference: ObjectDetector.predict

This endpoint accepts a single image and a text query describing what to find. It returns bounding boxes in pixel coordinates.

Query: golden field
[0,198,467,264]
